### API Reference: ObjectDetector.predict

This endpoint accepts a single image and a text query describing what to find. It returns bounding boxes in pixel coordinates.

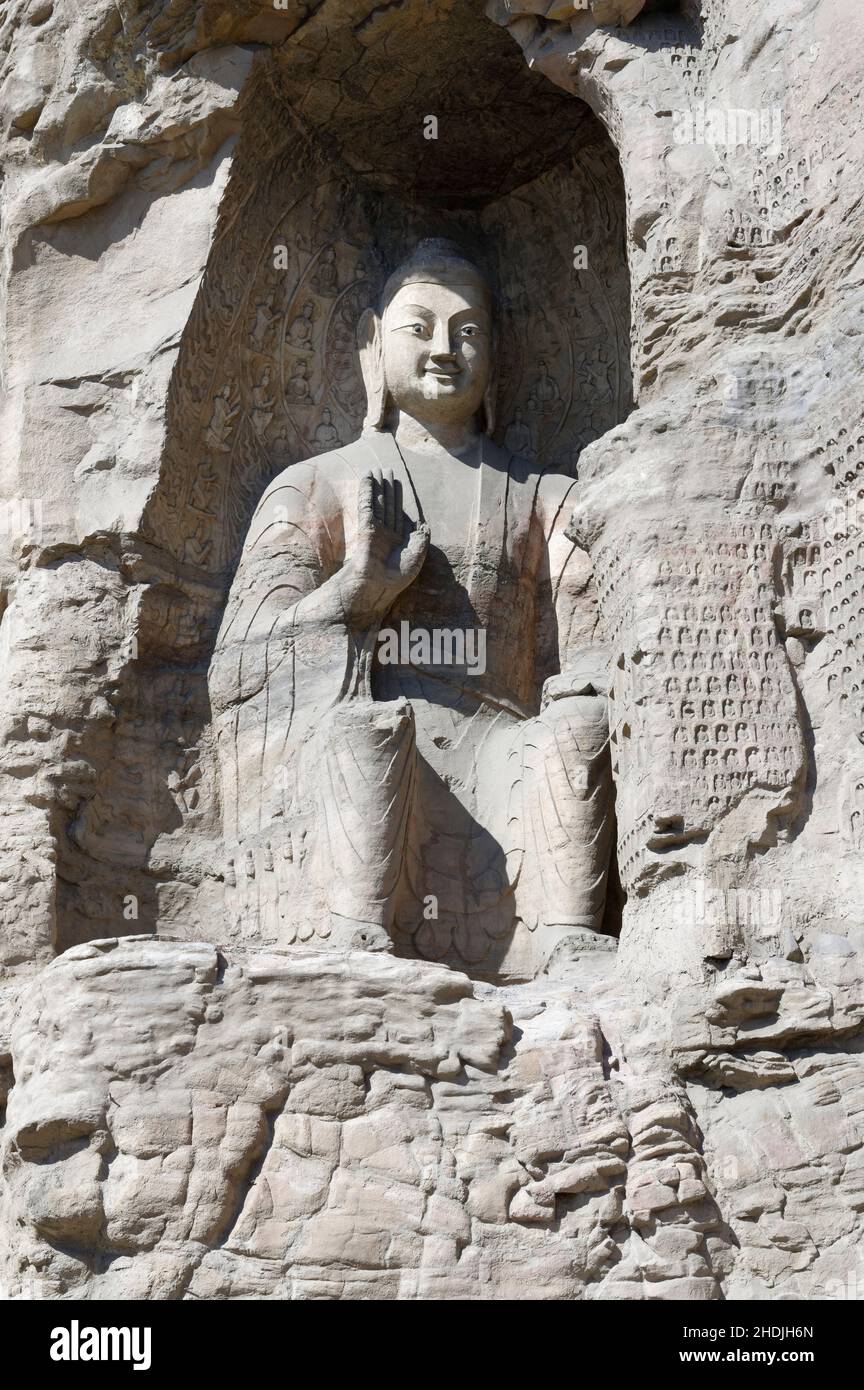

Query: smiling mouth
[425,369,460,379]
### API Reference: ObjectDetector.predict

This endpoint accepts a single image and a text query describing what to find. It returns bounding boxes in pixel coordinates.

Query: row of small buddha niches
[0,0,862,1304]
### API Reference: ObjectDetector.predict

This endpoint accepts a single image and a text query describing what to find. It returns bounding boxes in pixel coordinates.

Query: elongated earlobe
[482,382,497,437]
[482,325,498,436]
[358,308,387,431]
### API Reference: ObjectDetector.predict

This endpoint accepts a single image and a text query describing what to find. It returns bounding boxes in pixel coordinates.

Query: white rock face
[0,938,717,1299]
[0,0,863,1300]
[3,936,862,1299]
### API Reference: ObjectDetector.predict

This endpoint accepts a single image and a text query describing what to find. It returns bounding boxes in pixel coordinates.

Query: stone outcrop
[0,938,721,1299]
[0,0,863,1301]
[4,934,862,1299]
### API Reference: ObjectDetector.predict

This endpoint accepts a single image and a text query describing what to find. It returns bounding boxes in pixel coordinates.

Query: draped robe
[209,431,613,978]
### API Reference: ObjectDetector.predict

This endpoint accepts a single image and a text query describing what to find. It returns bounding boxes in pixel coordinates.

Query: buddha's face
[381,279,491,427]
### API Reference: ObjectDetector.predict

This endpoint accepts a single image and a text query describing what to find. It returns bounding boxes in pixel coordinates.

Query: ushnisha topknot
[380,238,492,312]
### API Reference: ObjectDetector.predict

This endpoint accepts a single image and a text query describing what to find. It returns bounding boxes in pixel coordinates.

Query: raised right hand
[337,469,430,627]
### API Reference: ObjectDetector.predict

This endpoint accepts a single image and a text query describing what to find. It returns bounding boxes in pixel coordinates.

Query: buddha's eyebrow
[394,303,435,317]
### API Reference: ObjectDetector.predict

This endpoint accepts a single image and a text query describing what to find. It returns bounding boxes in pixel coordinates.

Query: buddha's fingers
[357,472,376,533]
[371,468,385,525]
[393,477,405,538]
[384,469,397,532]
[401,522,430,581]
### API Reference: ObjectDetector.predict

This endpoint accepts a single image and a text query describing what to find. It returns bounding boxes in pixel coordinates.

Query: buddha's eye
[460,324,481,338]
[404,322,429,337]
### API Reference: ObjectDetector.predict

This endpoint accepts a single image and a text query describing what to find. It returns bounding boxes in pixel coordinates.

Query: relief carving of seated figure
[209,240,614,979]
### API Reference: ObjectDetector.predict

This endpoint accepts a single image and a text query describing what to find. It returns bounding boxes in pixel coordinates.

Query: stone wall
[1,0,863,1300]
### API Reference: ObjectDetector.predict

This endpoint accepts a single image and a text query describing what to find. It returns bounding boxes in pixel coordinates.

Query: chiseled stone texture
[0,938,722,1300]
[2,935,862,1300]
[0,0,863,1303]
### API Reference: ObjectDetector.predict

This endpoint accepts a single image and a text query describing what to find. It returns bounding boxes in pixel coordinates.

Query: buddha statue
[209,239,613,978]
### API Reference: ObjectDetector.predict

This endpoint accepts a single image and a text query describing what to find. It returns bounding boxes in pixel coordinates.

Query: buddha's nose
[429,323,456,359]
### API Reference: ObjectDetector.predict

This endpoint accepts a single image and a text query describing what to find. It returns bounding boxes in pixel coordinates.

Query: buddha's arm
[537,472,604,689]
[289,470,429,635]
[210,463,343,717]
[210,465,429,717]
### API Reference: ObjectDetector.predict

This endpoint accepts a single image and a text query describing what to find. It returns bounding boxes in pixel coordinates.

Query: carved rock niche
[107,2,633,968]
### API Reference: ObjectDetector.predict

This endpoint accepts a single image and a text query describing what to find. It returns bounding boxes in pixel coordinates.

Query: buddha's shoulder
[497,445,578,507]
[259,439,376,505]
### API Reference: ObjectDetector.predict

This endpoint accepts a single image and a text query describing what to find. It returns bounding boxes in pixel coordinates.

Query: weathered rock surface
[0,938,716,1299]
[0,0,863,1300]
[3,935,862,1299]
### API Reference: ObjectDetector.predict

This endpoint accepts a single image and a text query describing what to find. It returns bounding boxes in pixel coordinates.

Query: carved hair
[358,238,497,434]
[379,238,491,308]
